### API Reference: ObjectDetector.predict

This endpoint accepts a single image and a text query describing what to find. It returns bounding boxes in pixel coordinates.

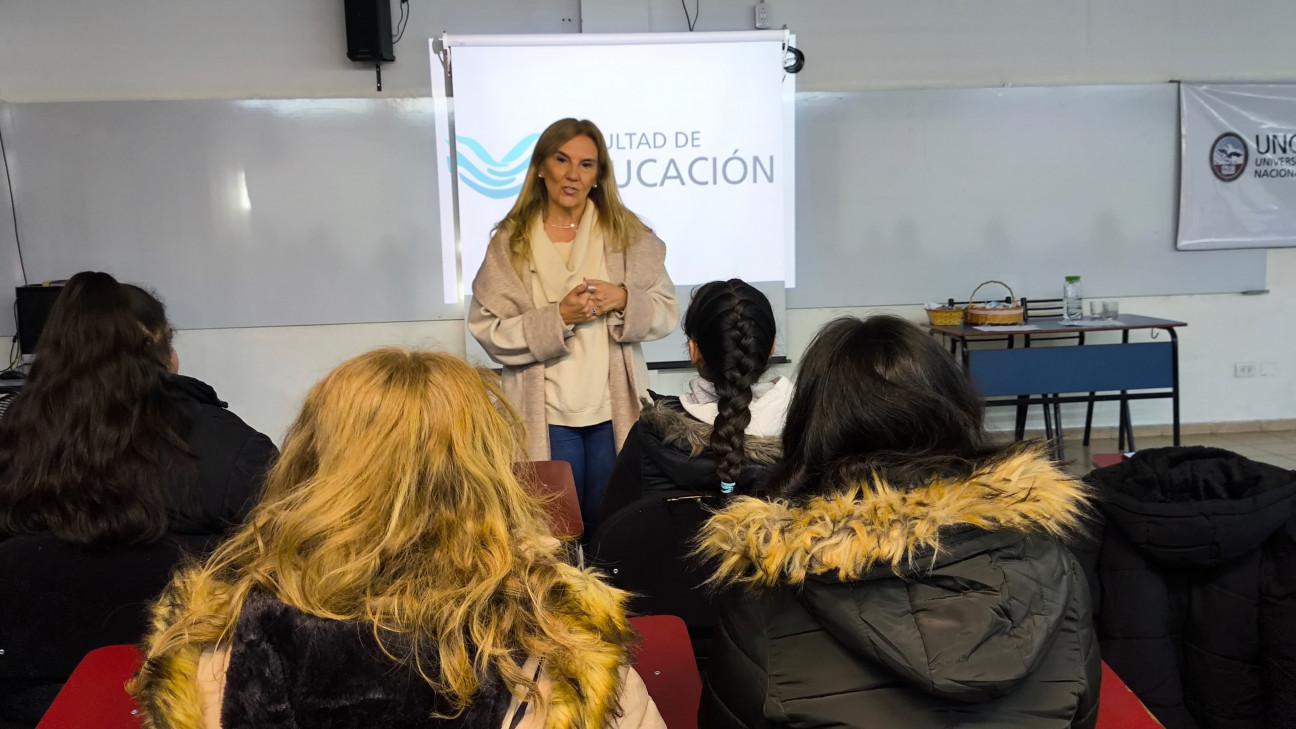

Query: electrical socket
[754,2,771,29]
[1234,362,1258,378]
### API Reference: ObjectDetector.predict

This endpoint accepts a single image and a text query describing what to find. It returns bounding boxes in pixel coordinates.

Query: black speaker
[15,284,64,356]
[344,0,395,63]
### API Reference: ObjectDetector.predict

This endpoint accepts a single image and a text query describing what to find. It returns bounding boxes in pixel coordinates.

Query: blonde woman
[130,349,664,729]
[470,118,678,532]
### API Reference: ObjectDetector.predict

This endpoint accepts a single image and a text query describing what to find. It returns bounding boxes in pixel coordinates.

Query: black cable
[392,0,410,44]
[6,299,20,373]
[0,123,27,285]
[783,45,805,74]
[680,0,698,31]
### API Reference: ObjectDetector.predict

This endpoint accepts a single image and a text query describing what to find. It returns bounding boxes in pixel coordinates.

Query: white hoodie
[678,376,792,438]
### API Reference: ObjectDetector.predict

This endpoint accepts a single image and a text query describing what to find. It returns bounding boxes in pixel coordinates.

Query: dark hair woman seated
[591,279,786,654]
[0,271,277,726]
[696,315,1100,729]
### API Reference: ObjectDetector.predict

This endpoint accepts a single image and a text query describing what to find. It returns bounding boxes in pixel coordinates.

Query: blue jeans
[548,421,616,535]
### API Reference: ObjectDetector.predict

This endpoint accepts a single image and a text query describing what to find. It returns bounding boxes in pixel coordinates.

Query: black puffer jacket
[160,374,278,553]
[591,395,780,646]
[1075,447,1296,729]
[597,394,782,521]
[697,449,1101,729]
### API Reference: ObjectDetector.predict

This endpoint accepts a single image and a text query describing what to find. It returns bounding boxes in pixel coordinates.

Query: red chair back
[1097,661,1164,728]
[1090,453,1128,470]
[36,645,144,729]
[629,615,702,729]
[515,461,583,540]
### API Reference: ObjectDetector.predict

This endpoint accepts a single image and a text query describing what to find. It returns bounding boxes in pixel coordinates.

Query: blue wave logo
[451,134,540,199]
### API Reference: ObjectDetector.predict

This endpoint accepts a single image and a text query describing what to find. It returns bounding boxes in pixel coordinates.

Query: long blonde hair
[494,118,647,270]
[131,349,634,729]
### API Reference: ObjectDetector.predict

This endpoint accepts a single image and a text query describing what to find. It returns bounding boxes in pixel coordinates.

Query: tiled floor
[1063,429,1296,478]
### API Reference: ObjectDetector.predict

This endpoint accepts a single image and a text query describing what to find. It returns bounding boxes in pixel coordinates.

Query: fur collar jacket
[696,448,1103,729]
[135,562,658,729]
[595,395,782,525]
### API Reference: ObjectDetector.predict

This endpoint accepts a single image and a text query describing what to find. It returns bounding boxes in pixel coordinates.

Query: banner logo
[452,134,539,199]
[1211,132,1248,182]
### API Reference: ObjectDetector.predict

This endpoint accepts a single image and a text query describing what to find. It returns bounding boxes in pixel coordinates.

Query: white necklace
[544,220,579,230]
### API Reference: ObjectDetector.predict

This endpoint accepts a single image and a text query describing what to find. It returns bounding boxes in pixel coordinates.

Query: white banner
[1178,83,1296,250]
[433,33,795,303]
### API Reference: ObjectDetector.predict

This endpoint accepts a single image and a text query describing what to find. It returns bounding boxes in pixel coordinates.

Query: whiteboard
[789,85,1266,308]
[0,98,460,329]
[0,121,25,337]
[1,86,1267,332]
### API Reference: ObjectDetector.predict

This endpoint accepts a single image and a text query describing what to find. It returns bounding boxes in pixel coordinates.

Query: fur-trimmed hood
[638,397,782,464]
[698,446,1089,586]
[697,447,1095,704]
[132,557,635,729]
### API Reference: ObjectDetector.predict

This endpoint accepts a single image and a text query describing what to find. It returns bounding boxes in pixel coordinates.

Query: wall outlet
[1234,362,1258,378]
[754,2,771,29]
[1260,361,1278,377]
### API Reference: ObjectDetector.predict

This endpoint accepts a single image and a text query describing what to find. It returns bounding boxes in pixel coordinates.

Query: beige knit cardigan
[469,227,678,460]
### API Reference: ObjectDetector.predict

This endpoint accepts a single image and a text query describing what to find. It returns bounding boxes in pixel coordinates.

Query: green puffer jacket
[695,449,1101,729]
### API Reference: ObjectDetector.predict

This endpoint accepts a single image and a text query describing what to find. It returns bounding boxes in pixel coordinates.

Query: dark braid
[683,280,777,486]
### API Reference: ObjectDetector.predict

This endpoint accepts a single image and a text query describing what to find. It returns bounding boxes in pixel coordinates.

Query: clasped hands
[560,279,628,326]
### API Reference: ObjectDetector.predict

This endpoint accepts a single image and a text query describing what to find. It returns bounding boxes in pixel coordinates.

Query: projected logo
[1211,132,1248,182]
[452,134,540,199]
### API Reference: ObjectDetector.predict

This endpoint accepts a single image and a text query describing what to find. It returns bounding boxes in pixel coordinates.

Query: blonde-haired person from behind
[130,349,665,729]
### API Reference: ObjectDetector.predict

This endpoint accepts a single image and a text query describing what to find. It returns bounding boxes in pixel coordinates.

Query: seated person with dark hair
[0,271,276,726]
[697,315,1100,729]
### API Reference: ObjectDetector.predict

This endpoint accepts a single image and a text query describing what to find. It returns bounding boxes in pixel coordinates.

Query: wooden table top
[927,314,1186,339]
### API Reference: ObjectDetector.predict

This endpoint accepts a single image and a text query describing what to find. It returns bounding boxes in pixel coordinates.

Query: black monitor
[15,284,64,356]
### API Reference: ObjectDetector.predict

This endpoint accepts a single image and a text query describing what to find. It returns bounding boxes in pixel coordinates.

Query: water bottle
[1063,275,1083,320]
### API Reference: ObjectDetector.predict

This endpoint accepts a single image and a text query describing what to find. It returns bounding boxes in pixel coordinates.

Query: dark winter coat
[1074,446,1296,729]
[597,395,782,521]
[0,375,273,726]
[591,396,780,642]
[696,449,1101,729]
[0,534,186,727]
[160,374,278,553]
[220,592,515,729]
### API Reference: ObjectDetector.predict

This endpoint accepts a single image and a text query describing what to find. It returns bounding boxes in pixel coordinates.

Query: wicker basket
[925,307,965,326]
[964,281,1024,325]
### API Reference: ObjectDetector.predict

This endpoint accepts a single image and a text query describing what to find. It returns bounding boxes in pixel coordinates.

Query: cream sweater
[468,215,678,460]
[528,204,612,427]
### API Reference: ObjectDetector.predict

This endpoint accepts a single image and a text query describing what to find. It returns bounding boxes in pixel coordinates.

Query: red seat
[515,460,583,540]
[1097,661,1163,728]
[629,615,702,729]
[36,645,144,729]
[1090,453,1128,470]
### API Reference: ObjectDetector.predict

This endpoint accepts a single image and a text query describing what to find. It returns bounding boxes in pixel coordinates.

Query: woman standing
[470,118,677,530]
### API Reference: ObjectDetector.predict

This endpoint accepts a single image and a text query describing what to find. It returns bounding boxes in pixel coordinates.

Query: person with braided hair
[590,280,788,657]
